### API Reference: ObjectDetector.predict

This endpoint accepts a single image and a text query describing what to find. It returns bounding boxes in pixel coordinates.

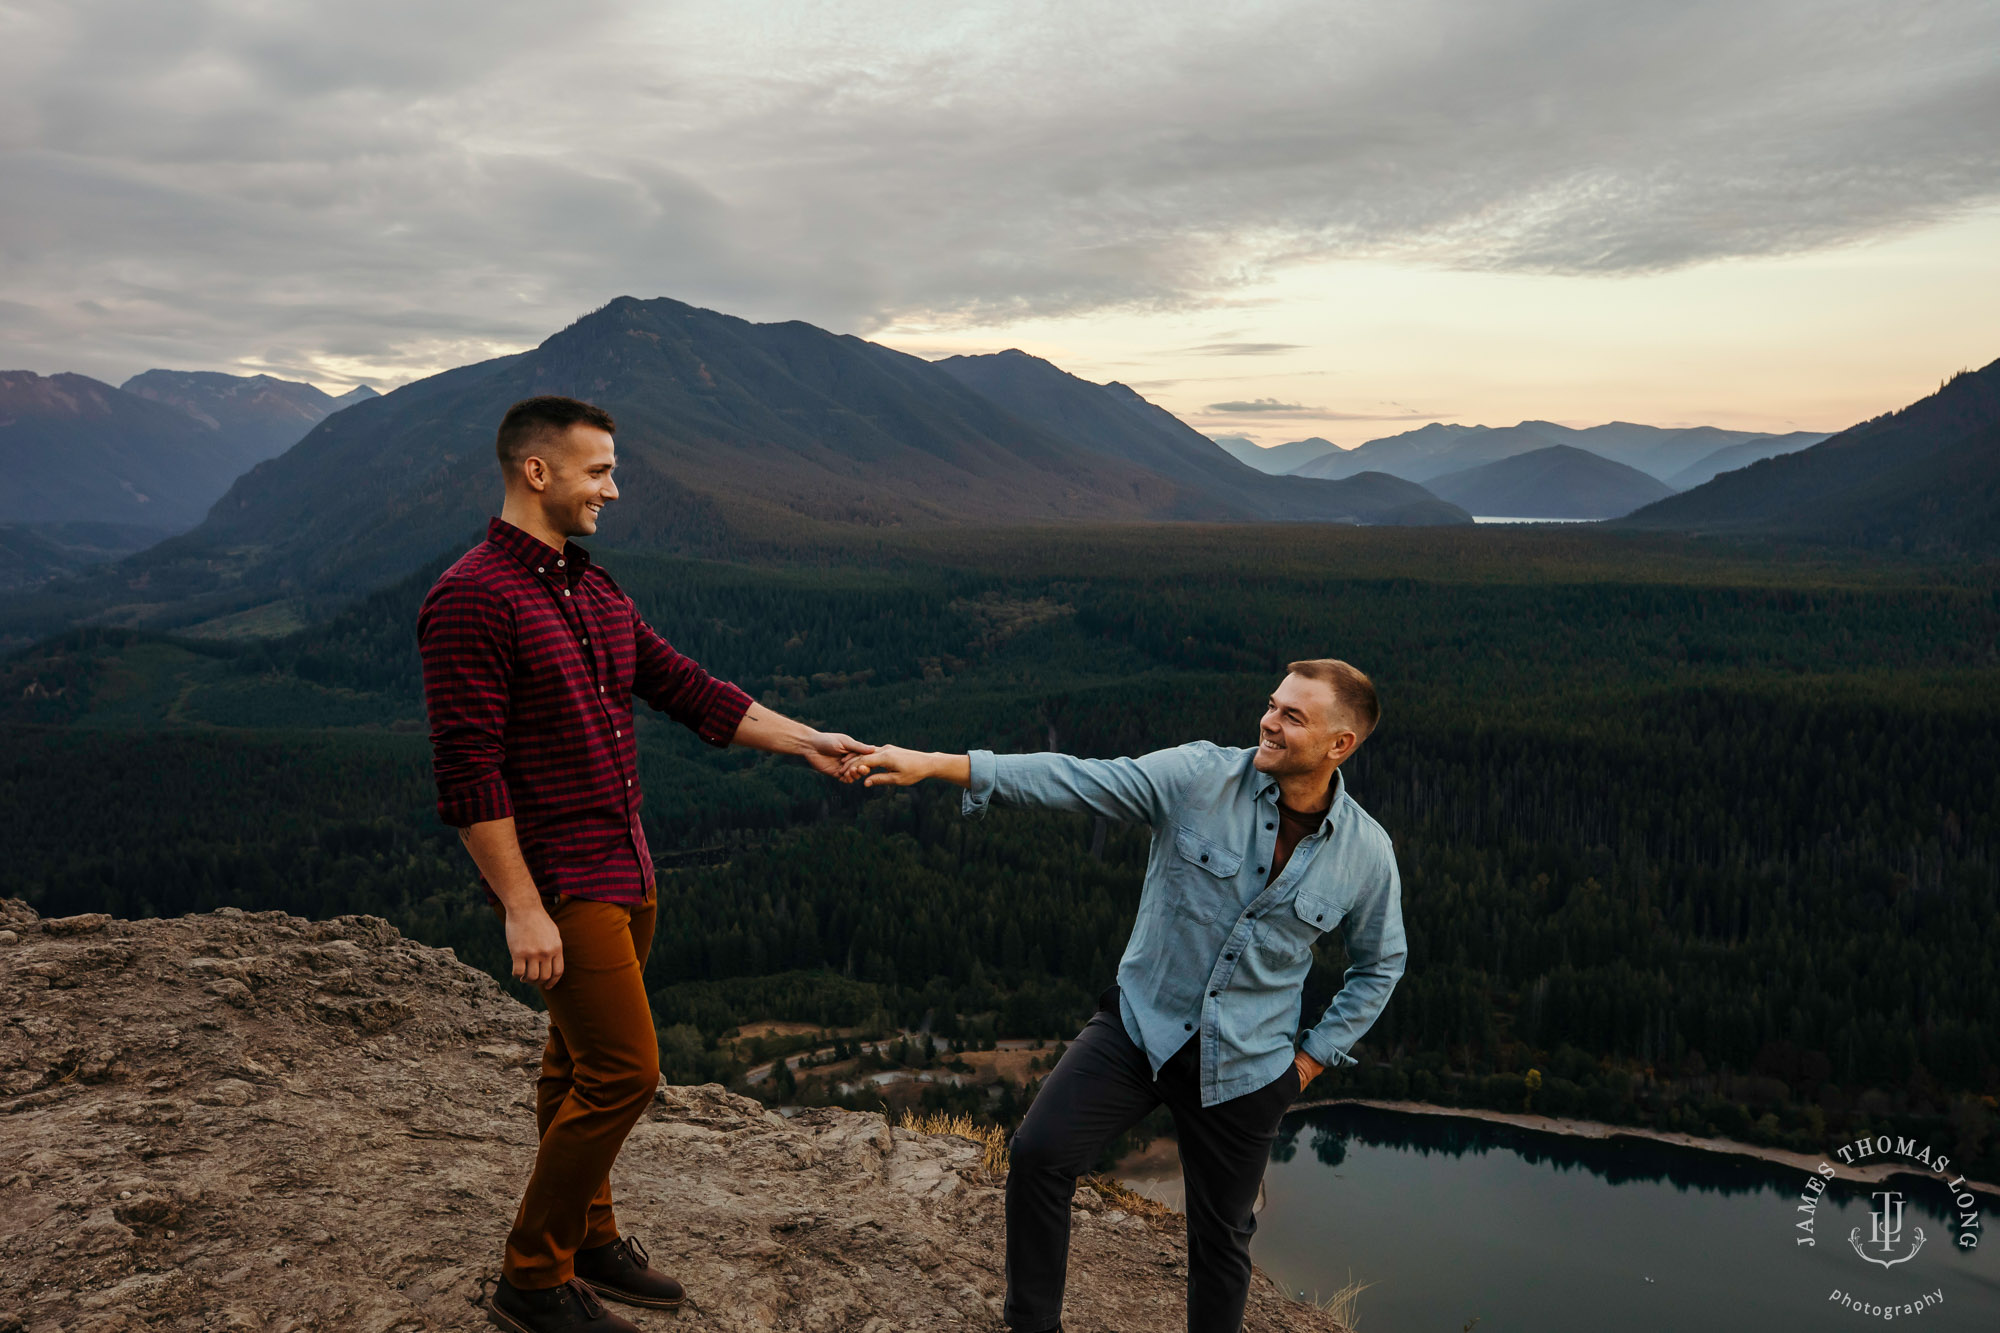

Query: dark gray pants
[1004,989,1302,1333]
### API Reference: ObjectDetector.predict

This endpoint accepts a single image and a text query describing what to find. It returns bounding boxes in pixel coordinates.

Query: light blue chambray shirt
[964,740,1407,1107]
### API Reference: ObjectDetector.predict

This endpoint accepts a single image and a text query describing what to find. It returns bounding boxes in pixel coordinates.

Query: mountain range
[1284,421,1826,486]
[933,351,1454,523]
[4,297,1465,639]
[7,291,1994,645]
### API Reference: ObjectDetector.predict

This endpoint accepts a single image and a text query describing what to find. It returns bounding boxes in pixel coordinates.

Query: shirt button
[563,589,571,597]
[1246,912,1257,920]
[1209,990,1218,998]
[536,566,545,573]
[556,559,565,567]
[1200,853,1208,863]
[598,686,604,693]
[1184,1022,1193,1031]
[1266,822,1275,830]
[1225,952,1236,960]
[581,636,588,644]
[615,729,621,737]
[626,779,632,787]
[1257,867,1266,875]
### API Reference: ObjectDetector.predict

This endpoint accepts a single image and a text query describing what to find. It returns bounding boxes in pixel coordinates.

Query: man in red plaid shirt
[418,396,872,1333]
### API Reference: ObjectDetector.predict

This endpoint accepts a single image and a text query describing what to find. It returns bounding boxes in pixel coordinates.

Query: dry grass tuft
[1309,1270,1374,1331]
[899,1110,1009,1178]
[1078,1172,1179,1222]
[896,1115,1181,1229]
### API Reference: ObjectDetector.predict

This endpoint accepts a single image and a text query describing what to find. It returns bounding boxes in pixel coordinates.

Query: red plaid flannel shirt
[417,517,753,904]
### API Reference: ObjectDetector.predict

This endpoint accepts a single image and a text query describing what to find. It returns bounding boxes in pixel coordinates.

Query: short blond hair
[1285,658,1379,740]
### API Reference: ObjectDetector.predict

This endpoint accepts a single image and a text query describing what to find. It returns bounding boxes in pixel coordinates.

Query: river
[1120,1104,1998,1331]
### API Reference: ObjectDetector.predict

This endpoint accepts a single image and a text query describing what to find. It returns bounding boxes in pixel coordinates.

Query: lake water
[1124,1105,1998,1332]
[1470,515,1594,524]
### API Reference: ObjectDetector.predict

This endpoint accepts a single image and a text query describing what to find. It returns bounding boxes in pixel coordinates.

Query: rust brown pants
[491,893,659,1289]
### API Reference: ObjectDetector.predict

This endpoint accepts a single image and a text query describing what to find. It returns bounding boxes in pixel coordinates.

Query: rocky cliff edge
[0,902,1342,1333]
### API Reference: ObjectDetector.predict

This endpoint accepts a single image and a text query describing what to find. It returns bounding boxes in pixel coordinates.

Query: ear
[1332,728,1360,764]
[521,455,551,492]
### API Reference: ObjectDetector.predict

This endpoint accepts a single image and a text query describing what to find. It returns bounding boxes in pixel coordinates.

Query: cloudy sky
[4,0,1998,446]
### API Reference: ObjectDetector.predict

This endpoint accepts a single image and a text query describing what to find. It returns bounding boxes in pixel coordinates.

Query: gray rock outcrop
[0,902,1342,1333]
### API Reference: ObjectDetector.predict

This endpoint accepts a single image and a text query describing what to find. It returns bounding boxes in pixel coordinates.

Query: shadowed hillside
[1620,358,2000,554]
[1425,444,1677,519]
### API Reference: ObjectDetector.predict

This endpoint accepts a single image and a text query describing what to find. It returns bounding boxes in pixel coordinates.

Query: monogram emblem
[1848,1190,1926,1269]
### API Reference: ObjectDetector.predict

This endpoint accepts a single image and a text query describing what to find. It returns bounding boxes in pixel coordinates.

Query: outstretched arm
[844,742,1208,823]
[732,702,875,776]
[628,604,870,772]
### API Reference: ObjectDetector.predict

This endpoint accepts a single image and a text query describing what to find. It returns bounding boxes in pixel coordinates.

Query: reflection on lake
[1248,1106,1995,1331]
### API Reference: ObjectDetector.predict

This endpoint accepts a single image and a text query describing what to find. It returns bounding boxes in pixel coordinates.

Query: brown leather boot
[488,1277,640,1333]
[574,1234,687,1310]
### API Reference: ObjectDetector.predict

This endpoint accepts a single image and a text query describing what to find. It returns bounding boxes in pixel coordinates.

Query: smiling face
[521,423,619,538]
[1254,671,1362,780]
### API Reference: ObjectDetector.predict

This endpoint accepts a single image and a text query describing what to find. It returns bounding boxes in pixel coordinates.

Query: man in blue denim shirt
[845,659,1406,1333]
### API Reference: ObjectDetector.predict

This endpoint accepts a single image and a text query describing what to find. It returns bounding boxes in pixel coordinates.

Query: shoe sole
[489,1294,666,1329]
[577,1279,685,1311]
[485,1302,535,1333]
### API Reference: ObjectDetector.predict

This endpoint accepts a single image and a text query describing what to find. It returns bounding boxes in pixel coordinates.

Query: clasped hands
[832,744,955,786]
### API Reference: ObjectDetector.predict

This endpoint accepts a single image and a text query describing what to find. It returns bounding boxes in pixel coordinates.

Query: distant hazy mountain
[1212,435,1345,475]
[1621,358,2000,553]
[1293,420,1822,485]
[26,297,1466,633]
[0,371,246,529]
[1424,445,1678,519]
[0,368,377,535]
[122,370,375,476]
[1663,432,1828,490]
[1290,423,1508,482]
[935,351,1461,524]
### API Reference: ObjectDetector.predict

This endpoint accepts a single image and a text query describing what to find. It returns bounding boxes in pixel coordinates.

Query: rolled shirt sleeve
[1298,845,1408,1069]
[417,578,517,828]
[630,607,753,746]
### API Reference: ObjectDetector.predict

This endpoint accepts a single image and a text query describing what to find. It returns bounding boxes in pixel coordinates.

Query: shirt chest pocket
[1174,824,1243,878]
[1256,887,1345,968]
[1169,824,1243,923]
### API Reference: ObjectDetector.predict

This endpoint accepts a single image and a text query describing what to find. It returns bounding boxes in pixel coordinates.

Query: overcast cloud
[2,0,1996,387]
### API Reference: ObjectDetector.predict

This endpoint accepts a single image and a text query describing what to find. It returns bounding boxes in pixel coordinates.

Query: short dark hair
[496,396,616,473]
[1286,658,1380,741]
